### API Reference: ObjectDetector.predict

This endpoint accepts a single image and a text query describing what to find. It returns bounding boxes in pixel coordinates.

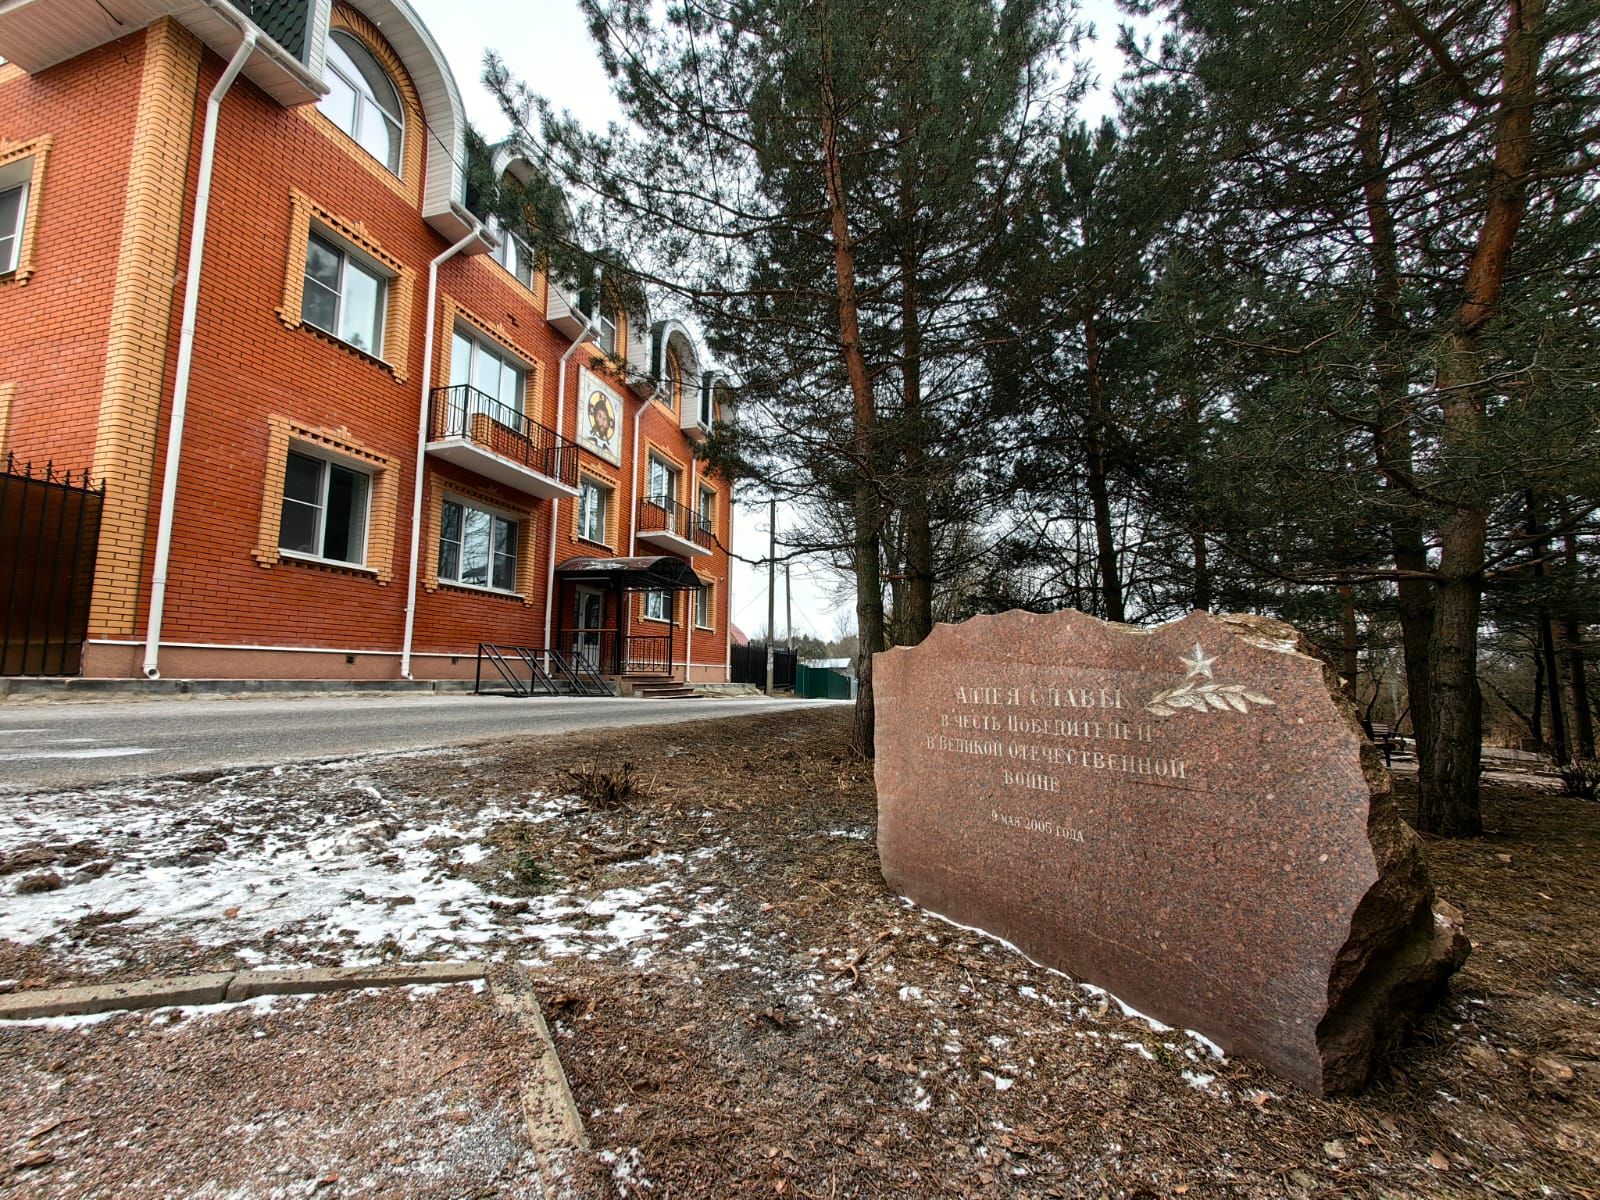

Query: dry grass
[3,706,1596,1199]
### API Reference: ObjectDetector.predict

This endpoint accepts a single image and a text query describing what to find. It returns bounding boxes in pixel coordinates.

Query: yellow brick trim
[0,134,52,287]
[0,382,14,456]
[296,5,424,205]
[89,19,203,639]
[253,416,400,584]
[277,188,412,381]
[388,264,415,383]
[571,462,621,550]
[425,479,539,605]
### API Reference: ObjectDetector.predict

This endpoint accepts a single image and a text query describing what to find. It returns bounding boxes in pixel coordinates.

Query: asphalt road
[0,693,835,792]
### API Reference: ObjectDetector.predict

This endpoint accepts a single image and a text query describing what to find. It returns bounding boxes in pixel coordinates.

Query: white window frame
[0,178,28,275]
[489,221,535,289]
[278,447,371,568]
[647,454,679,510]
[697,485,716,537]
[695,583,712,630]
[450,327,526,419]
[303,230,389,357]
[577,476,610,546]
[437,495,520,594]
[320,31,404,174]
[643,589,671,622]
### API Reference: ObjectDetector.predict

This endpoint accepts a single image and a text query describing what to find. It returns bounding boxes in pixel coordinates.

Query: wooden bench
[1362,721,1403,768]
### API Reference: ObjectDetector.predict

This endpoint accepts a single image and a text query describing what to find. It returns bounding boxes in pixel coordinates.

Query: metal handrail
[637,495,714,551]
[429,384,580,489]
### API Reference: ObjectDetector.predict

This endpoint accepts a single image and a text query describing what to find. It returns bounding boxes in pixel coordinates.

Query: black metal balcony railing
[429,384,580,490]
[637,496,715,552]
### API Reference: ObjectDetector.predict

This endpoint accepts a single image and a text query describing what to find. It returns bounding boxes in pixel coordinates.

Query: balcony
[637,496,713,558]
[427,385,580,500]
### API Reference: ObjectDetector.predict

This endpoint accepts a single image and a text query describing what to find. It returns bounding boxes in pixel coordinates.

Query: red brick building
[0,0,734,685]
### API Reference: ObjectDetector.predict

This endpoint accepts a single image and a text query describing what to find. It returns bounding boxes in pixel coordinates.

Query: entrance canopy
[556,555,706,591]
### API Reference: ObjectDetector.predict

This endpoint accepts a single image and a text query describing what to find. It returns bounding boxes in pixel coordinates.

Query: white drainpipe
[626,398,648,550]
[142,30,259,680]
[399,218,486,679]
[541,309,603,654]
[680,455,697,678]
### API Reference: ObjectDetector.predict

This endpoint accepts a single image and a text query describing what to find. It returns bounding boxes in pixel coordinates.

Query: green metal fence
[795,663,852,699]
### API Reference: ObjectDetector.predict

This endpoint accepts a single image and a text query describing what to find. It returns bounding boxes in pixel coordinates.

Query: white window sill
[694,623,714,632]
[280,549,375,574]
[639,615,672,625]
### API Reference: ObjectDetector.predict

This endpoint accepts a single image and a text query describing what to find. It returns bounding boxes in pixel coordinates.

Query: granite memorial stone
[874,609,1469,1094]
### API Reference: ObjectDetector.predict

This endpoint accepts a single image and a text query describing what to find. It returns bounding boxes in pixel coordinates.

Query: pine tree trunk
[1355,47,1435,777]
[1083,315,1124,622]
[1529,492,1569,762]
[819,22,883,758]
[900,225,935,646]
[1191,526,1211,612]
[1415,0,1545,836]
[1560,509,1596,758]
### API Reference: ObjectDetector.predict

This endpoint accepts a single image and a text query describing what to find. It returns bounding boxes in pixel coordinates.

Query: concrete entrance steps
[618,676,702,700]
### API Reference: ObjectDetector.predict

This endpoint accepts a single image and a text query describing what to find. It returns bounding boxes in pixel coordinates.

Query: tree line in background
[483,0,1599,837]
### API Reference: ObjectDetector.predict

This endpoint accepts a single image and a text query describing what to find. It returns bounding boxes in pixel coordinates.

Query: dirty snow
[0,757,720,975]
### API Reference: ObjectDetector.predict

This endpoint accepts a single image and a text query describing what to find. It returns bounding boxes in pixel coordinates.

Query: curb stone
[0,962,486,1020]
[487,963,589,1200]
[0,677,480,703]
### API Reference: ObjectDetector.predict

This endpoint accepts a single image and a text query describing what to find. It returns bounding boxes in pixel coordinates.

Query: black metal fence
[1,456,103,676]
[730,643,797,690]
[556,628,674,677]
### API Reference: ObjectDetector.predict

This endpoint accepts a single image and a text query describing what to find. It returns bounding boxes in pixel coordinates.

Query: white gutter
[399,217,487,679]
[678,455,697,676]
[141,29,259,680]
[540,306,603,654]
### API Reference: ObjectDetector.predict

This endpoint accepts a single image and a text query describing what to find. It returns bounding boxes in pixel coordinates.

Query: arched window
[319,31,403,173]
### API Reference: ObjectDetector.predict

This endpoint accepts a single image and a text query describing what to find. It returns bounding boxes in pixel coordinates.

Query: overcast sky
[406,0,1140,642]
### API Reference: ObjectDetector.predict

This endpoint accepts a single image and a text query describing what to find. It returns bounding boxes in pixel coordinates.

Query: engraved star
[1181,642,1217,680]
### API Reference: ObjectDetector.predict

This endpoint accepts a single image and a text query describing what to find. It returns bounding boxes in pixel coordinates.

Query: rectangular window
[450,329,525,418]
[0,181,27,274]
[439,498,518,591]
[644,589,670,622]
[695,583,711,629]
[577,477,610,545]
[647,455,678,507]
[303,231,386,354]
[697,486,716,536]
[279,449,370,565]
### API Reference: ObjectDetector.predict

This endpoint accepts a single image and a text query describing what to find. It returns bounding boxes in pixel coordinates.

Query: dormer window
[320,31,403,174]
[664,348,683,412]
[595,308,618,357]
[490,222,534,289]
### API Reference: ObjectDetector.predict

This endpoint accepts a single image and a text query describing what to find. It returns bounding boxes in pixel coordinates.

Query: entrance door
[573,587,605,671]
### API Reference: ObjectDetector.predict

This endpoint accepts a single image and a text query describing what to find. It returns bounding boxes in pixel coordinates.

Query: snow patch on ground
[0,765,737,975]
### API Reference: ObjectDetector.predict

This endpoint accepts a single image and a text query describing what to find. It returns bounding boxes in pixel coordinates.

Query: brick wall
[0,12,732,681]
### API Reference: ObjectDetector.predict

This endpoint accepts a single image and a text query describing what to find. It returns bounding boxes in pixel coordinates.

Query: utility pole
[766,497,776,695]
[785,561,793,650]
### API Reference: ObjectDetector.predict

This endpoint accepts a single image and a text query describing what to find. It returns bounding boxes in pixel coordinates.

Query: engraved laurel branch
[1145,682,1276,718]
